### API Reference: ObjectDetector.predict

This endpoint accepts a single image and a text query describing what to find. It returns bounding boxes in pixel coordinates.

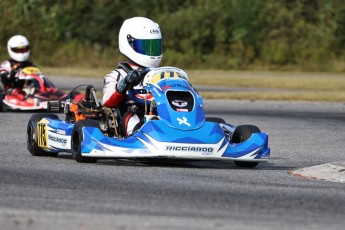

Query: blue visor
[128,35,162,56]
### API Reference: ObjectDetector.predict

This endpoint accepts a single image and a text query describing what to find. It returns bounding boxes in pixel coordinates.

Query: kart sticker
[177,117,190,126]
[48,135,67,145]
[56,129,66,135]
[22,66,42,75]
[165,145,213,153]
[150,71,180,85]
[172,100,187,107]
[37,119,49,148]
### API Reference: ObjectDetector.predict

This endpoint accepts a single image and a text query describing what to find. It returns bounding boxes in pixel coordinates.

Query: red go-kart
[0,66,83,112]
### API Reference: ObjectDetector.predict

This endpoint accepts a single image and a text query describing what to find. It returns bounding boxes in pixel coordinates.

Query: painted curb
[289,161,345,183]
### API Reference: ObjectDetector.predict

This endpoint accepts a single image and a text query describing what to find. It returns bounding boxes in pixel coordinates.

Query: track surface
[1,97,345,229]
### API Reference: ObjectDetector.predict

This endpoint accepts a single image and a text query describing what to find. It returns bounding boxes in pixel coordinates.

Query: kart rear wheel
[0,91,4,112]
[232,125,261,168]
[71,120,99,163]
[205,117,225,124]
[27,114,59,156]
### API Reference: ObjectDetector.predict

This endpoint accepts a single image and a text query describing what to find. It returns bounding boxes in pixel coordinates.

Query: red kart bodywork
[1,67,83,111]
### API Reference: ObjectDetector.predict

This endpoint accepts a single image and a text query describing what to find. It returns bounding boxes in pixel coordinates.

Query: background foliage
[0,0,344,71]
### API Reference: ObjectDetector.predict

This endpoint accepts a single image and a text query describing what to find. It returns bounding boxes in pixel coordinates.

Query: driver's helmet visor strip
[128,35,162,56]
[11,46,30,53]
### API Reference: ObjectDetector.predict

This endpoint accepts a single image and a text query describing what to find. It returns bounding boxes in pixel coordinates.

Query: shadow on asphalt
[30,152,294,170]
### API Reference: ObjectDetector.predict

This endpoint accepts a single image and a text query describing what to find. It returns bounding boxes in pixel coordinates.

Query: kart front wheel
[71,120,99,163]
[27,114,59,156]
[232,125,261,168]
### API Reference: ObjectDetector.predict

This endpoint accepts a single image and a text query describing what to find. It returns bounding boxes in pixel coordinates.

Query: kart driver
[102,17,162,136]
[0,35,35,93]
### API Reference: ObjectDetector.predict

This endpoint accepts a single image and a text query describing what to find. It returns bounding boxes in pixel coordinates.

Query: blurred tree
[0,0,343,71]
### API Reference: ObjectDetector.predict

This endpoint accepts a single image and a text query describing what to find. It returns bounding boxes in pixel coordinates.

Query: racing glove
[116,68,149,94]
[0,71,9,89]
[0,71,9,79]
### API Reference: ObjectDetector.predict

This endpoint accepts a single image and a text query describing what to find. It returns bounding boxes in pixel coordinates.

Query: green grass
[43,67,111,78]
[187,70,345,91]
[200,91,345,102]
[43,67,345,102]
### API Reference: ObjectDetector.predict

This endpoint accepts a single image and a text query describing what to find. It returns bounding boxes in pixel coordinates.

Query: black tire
[27,113,59,156]
[0,91,4,112]
[205,117,225,124]
[232,125,261,143]
[232,125,261,168]
[71,120,99,163]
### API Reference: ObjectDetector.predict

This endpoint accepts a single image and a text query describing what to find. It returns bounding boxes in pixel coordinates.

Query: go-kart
[26,67,270,168]
[0,66,83,112]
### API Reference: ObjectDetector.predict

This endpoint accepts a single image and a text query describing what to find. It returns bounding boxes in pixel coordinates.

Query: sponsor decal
[165,146,213,154]
[177,117,190,126]
[48,135,67,144]
[172,100,187,108]
[170,84,189,90]
[176,108,188,112]
[56,129,66,135]
[157,83,189,92]
[150,29,160,34]
[162,85,171,91]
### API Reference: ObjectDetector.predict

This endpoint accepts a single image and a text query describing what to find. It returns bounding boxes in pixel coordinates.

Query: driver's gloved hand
[0,71,10,90]
[0,71,9,80]
[137,67,149,79]
[0,71,10,85]
[125,70,142,85]
[116,69,147,94]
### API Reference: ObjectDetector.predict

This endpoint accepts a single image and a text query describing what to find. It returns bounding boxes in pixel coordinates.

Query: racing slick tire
[205,117,225,124]
[71,120,99,163]
[27,114,60,156]
[0,91,4,112]
[232,125,261,168]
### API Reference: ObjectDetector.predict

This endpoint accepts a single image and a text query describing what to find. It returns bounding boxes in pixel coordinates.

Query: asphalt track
[0,77,345,229]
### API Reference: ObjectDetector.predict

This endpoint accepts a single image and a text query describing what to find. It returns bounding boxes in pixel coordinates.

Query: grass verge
[43,67,345,102]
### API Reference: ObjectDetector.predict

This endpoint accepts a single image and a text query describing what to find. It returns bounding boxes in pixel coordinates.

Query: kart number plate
[22,67,42,75]
[37,122,48,148]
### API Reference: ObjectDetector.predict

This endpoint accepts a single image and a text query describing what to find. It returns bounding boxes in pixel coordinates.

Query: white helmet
[7,35,30,62]
[119,17,162,68]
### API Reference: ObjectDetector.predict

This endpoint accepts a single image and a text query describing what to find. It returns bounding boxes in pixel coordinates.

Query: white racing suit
[102,63,143,136]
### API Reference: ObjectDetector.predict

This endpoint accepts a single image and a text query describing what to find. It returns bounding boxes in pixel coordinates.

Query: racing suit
[102,62,147,136]
[0,59,35,91]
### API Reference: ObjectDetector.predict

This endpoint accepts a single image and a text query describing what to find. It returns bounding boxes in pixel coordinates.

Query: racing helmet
[7,35,30,62]
[119,17,162,68]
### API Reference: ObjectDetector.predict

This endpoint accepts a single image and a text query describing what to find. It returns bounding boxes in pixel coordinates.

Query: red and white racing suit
[102,63,142,136]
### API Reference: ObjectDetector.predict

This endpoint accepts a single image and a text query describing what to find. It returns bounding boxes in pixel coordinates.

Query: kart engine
[47,85,121,137]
